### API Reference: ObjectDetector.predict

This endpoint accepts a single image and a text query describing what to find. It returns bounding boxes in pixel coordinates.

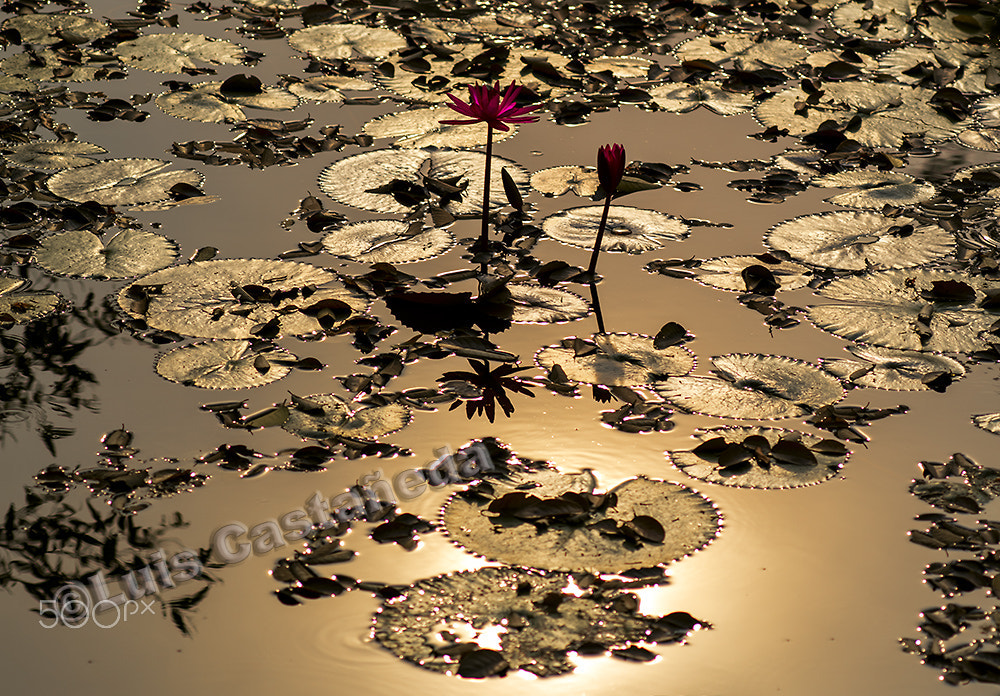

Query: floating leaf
[829,0,913,41]
[765,211,953,271]
[0,48,118,82]
[2,14,108,45]
[117,258,368,339]
[973,413,1000,436]
[155,340,294,389]
[694,255,812,293]
[810,171,936,209]
[442,471,720,572]
[116,33,247,73]
[281,392,410,440]
[321,220,455,264]
[808,269,1000,353]
[535,333,695,386]
[530,166,599,198]
[674,32,808,70]
[363,106,517,149]
[654,354,845,420]
[820,345,966,391]
[0,273,64,324]
[542,206,690,253]
[317,148,529,216]
[34,228,179,280]
[286,75,373,103]
[5,140,106,170]
[287,24,406,60]
[507,283,589,324]
[373,567,706,678]
[647,82,754,116]
[156,81,299,123]
[669,427,849,489]
[879,44,1000,94]
[47,158,204,205]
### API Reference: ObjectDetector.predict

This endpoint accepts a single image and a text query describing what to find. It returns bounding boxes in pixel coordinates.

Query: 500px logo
[38,584,156,629]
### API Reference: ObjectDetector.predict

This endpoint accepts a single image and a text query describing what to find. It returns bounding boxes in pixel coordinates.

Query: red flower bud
[597,143,626,194]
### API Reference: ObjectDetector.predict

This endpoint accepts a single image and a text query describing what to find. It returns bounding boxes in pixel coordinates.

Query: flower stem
[479,124,493,251]
[587,193,612,276]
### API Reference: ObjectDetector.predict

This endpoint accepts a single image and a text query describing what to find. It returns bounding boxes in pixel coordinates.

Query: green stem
[479,124,493,250]
[587,193,612,276]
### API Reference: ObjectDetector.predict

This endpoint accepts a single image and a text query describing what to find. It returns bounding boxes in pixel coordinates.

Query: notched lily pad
[507,283,589,324]
[47,158,204,205]
[647,83,754,116]
[34,228,179,280]
[156,81,299,123]
[155,339,295,389]
[373,566,708,678]
[281,392,410,440]
[694,255,812,293]
[321,220,455,264]
[535,332,695,386]
[116,33,248,73]
[0,273,64,325]
[287,24,406,60]
[542,206,690,253]
[362,106,515,149]
[442,470,720,572]
[668,426,850,489]
[5,140,106,170]
[810,171,936,209]
[2,14,109,46]
[531,166,599,198]
[820,345,965,391]
[654,354,845,420]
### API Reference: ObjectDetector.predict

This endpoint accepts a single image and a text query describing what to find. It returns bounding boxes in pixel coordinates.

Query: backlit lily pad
[765,211,953,271]
[155,339,294,389]
[281,392,410,440]
[507,283,589,324]
[117,258,369,340]
[0,274,64,324]
[674,32,808,70]
[808,270,1000,353]
[694,255,812,292]
[530,166,599,197]
[542,206,690,253]
[654,354,845,419]
[829,0,913,41]
[156,81,299,123]
[5,140,106,170]
[973,413,1000,436]
[287,24,406,60]
[373,566,707,678]
[47,158,203,205]
[286,75,373,103]
[535,333,694,386]
[0,48,117,82]
[116,33,247,73]
[820,345,966,390]
[810,171,936,209]
[648,82,755,116]
[879,44,1000,94]
[317,148,529,216]
[2,14,109,45]
[442,471,720,572]
[34,228,179,280]
[668,426,850,489]
[321,220,455,264]
[362,106,515,148]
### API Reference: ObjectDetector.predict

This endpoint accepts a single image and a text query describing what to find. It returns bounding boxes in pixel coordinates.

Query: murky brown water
[3,1,1000,694]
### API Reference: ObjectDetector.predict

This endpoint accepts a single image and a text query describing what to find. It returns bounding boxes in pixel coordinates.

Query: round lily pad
[155,339,295,389]
[879,44,1000,94]
[829,0,913,41]
[542,206,690,253]
[674,32,808,70]
[0,48,117,82]
[287,24,406,60]
[116,33,247,73]
[281,392,410,440]
[0,274,64,324]
[507,283,589,324]
[654,354,845,420]
[5,140,106,170]
[47,158,204,205]
[2,14,109,45]
[34,228,179,280]
[535,332,695,386]
[286,75,373,102]
[647,82,755,116]
[373,566,707,678]
[810,171,936,209]
[694,255,812,293]
[321,220,455,264]
[530,166,599,198]
[362,106,515,149]
[765,211,953,271]
[117,258,369,340]
[820,345,966,390]
[973,413,1000,436]
[668,426,850,489]
[808,269,1000,353]
[156,81,299,123]
[442,471,720,572]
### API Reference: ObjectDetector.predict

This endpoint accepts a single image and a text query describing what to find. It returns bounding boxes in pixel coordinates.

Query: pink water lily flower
[441,81,539,132]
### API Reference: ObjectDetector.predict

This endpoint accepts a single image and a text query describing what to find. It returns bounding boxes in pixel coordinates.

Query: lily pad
[286,75,374,103]
[2,14,109,45]
[765,211,953,271]
[530,166,599,198]
[34,228,179,280]
[668,426,850,489]
[535,333,695,386]
[654,354,845,420]
[810,171,936,209]
[674,32,808,70]
[156,81,299,123]
[287,24,406,60]
[507,283,589,324]
[820,345,966,390]
[694,255,812,292]
[116,33,248,73]
[442,471,720,572]
[808,270,1000,353]
[321,220,455,264]
[155,339,295,389]
[362,106,515,149]
[373,566,707,678]
[879,44,1000,94]
[542,206,690,253]
[281,392,410,440]
[47,158,204,205]
[0,48,118,82]
[973,413,1000,436]
[0,274,64,324]
[829,0,914,41]
[5,140,106,170]
[317,148,529,217]
[647,82,755,116]
[117,258,369,340]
